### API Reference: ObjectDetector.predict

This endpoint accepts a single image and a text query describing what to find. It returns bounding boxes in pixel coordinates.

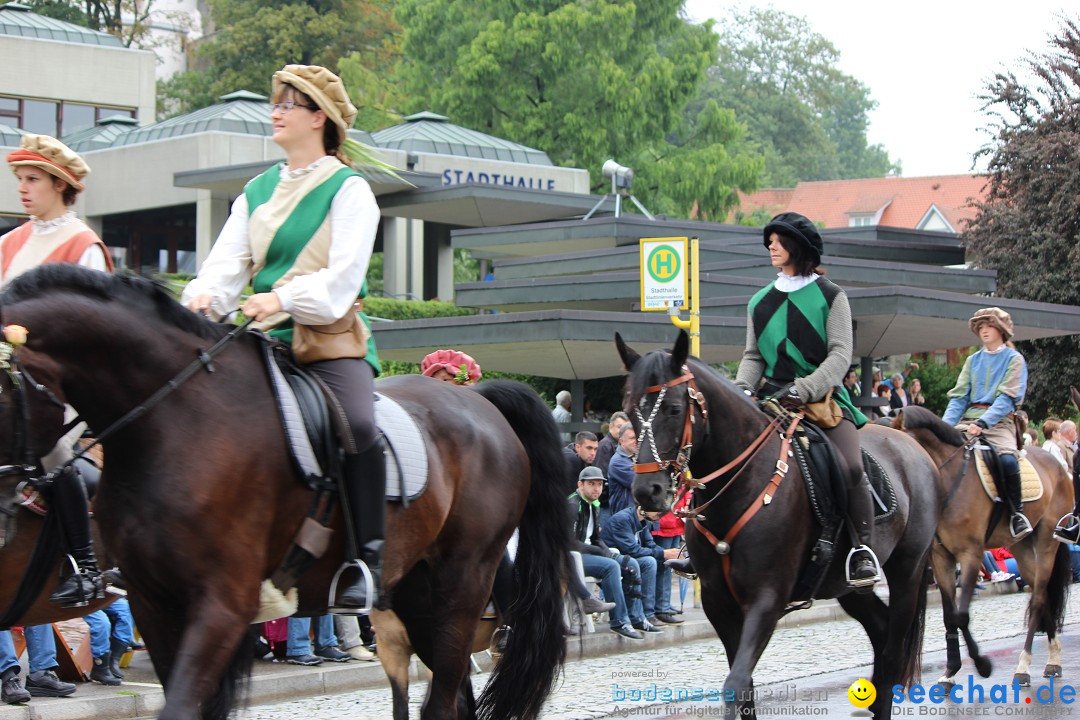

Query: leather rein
[632,366,803,605]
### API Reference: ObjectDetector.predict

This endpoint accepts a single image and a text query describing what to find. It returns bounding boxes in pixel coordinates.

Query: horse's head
[616,330,706,512]
[0,345,67,545]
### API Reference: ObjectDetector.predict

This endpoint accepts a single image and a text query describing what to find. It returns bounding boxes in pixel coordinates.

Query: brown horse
[0,348,116,627]
[0,264,571,720]
[894,405,1074,686]
[617,331,941,720]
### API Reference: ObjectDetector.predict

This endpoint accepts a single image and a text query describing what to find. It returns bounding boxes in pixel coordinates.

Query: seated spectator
[564,431,598,494]
[333,616,376,661]
[84,597,137,685]
[653,490,693,590]
[568,467,658,639]
[989,547,1026,590]
[595,412,629,504]
[981,551,1014,583]
[606,424,638,517]
[0,626,75,703]
[601,503,684,626]
[286,615,352,665]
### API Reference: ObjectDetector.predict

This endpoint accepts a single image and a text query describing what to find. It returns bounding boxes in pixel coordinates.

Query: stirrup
[327,559,375,616]
[50,555,103,608]
[1010,513,1033,540]
[489,625,511,660]
[845,546,882,588]
[1053,514,1080,544]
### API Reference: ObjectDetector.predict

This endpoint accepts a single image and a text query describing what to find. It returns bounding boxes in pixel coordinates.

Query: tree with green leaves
[158,0,402,122]
[395,0,760,216]
[24,0,185,49]
[964,17,1080,418]
[695,7,897,187]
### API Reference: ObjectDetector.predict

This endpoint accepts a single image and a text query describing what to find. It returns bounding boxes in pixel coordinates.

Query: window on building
[0,96,135,135]
[61,103,96,135]
[848,215,875,227]
[22,99,58,136]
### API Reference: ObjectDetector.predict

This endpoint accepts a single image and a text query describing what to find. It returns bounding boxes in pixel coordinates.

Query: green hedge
[364,297,474,321]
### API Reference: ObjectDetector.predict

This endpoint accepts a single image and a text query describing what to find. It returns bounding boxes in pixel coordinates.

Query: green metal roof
[115,91,375,147]
[0,3,123,47]
[62,115,137,151]
[373,111,553,166]
[0,123,24,148]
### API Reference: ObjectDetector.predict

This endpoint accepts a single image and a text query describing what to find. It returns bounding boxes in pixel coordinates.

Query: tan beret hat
[969,307,1014,342]
[7,134,90,191]
[272,64,356,144]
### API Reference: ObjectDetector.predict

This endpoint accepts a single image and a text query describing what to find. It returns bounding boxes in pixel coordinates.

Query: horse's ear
[1071,386,1080,412]
[670,330,689,374]
[615,333,640,371]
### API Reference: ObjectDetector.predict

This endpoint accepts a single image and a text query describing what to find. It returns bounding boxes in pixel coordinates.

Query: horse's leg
[372,609,416,720]
[717,598,784,720]
[419,559,495,720]
[952,549,992,677]
[837,591,891,717]
[929,545,965,686]
[1010,537,1053,685]
[156,594,256,720]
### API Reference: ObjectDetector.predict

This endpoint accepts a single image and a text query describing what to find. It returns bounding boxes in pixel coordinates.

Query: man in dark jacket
[568,467,657,639]
[563,431,598,494]
[601,505,684,625]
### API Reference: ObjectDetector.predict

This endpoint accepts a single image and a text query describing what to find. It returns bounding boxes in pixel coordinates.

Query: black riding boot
[489,553,515,658]
[1004,457,1033,540]
[48,466,103,608]
[335,439,386,612]
[847,482,881,590]
[664,555,696,580]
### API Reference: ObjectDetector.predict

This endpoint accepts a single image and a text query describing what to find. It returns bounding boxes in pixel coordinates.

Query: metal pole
[667,237,700,358]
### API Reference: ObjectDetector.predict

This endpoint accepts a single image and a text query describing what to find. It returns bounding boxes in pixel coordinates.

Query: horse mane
[899,405,965,446]
[0,264,232,342]
[629,349,756,411]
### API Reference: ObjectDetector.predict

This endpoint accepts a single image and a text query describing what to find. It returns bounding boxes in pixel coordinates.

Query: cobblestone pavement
[237,587,1080,719]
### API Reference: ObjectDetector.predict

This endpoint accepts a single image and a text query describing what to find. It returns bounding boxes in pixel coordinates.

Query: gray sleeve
[734,308,764,392]
[794,291,854,403]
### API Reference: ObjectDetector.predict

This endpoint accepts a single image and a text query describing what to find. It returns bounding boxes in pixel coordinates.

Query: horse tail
[898,561,931,687]
[203,626,255,720]
[1030,541,1072,636]
[473,380,569,720]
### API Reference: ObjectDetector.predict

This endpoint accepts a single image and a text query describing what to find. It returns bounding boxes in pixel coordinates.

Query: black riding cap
[763,212,824,266]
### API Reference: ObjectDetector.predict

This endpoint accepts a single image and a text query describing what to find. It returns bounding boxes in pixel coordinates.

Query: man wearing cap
[568,467,652,640]
[182,64,384,611]
[943,308,1032,539]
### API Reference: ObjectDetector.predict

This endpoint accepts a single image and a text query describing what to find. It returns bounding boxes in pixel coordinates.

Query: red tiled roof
[735,175,989,231]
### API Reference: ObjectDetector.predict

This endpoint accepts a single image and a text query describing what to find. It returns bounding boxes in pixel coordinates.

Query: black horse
[617,331,940,719]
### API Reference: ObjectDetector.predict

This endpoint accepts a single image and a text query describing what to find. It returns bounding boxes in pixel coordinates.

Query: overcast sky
[684,1,1072,178]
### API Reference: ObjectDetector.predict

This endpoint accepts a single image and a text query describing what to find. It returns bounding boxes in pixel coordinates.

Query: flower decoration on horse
[0,325,28,370]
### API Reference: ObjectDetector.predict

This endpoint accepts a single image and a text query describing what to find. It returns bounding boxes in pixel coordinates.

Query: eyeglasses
[269,101,318,114]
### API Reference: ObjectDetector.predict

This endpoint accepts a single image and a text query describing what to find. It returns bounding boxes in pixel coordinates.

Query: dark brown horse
[0,349,115,625]
[894,405,1073,687]
[617,331,940,720]
[0,264,571,720]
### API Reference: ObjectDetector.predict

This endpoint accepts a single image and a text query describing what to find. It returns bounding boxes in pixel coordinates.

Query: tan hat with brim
[7,134,89,191]
[272,64,356,144]
[969,307,1014,342]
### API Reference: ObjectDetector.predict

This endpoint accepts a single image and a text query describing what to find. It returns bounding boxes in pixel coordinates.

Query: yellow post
[667,236,700,358]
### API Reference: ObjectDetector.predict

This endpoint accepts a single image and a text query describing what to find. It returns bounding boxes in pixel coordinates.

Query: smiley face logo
[847,678,876,709]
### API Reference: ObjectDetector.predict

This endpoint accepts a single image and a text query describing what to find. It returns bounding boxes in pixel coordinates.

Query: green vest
[747,277,865,426]
[244,162,381,376]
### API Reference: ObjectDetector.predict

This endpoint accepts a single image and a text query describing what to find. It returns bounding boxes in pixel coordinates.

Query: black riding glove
[776,383,803,411]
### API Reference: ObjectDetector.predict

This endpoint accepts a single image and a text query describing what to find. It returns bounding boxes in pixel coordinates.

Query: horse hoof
[937,676,956,690]
[1014,673,1031,687]
[1044,665,1063,678]
[975,656,993,678]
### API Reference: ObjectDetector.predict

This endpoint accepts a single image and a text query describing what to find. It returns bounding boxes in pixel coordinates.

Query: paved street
[236,586,1080,719]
